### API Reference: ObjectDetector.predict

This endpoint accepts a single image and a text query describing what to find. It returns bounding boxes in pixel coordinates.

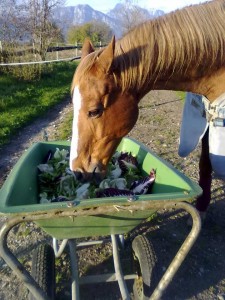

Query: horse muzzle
[72,163,106,184]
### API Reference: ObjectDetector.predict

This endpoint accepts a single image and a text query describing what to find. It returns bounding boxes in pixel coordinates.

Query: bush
[0,43,53,81]
[7,64,43,81]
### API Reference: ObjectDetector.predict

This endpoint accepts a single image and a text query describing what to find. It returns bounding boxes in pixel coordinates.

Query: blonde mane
[115,0,225,91]
[72,0,225,93]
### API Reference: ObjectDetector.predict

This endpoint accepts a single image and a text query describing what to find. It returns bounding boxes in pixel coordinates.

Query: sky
[65,0,208,13]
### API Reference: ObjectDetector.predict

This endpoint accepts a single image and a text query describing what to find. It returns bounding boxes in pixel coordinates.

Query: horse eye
[88,108,103,118]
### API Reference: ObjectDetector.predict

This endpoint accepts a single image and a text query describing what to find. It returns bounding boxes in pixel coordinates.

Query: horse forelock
[114,0,225,92]
[71,49,104,94]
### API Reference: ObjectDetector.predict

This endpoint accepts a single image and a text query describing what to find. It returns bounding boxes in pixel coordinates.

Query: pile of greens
[37,148,143,203]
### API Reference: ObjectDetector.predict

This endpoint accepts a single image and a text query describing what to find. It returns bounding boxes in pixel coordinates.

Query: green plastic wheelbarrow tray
[0,137,203,300]
[0,137,202,239]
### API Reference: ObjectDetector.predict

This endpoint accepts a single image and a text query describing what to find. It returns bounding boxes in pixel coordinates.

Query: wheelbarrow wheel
[132,235,158,300]
[29,243,55,300]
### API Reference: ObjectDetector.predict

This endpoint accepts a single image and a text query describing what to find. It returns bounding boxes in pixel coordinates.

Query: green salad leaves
[37,148,144,203]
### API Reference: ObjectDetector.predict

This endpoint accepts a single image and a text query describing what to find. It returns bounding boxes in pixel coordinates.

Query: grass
[55,110,73,140]
[176,91,186,101]
[0,61,78,148]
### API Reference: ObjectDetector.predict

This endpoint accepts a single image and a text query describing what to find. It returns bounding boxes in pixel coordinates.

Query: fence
[0,56,81,66]
[0,41,105,66]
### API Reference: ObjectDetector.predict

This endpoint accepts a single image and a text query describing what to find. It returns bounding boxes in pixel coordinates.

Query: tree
[0,0,27,63]
[0,0,23,42]
[90,20,113,44]
[67,21,113,45]
[0,0,64,61]
[24,0,65,60]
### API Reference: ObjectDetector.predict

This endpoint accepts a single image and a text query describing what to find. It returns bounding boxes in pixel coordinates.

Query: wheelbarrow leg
[53,238,80,300]
[0,217,50,300]
[150,201,201,300]
[111,234,130,300]
[68,239,80,300]
[53,238,68,258]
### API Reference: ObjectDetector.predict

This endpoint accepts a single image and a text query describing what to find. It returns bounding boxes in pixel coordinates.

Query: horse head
[70,37,139,182]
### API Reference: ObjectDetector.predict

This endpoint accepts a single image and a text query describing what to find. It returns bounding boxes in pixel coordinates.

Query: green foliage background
[67,21,113,44]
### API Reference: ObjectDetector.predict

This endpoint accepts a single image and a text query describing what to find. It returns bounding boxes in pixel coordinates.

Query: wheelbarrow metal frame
[0,200,201,300]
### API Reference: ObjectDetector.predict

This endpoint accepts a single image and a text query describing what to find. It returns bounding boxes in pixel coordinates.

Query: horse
[69,0,225,216]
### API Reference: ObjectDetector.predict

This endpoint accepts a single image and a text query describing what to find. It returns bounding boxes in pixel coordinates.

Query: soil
[0,90,225,300]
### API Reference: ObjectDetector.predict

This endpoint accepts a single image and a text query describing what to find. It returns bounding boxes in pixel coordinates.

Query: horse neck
[114,1,225,101]
[154,68,225,101]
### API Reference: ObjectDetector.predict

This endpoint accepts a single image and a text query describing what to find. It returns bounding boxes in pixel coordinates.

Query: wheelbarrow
[0,137,202,300]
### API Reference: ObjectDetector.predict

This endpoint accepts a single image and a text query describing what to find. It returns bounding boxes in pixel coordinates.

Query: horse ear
[81,38,95,60]
[96,36,115,73]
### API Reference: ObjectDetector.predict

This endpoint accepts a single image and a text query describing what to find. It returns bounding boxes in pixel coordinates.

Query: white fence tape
[0,56,81,66]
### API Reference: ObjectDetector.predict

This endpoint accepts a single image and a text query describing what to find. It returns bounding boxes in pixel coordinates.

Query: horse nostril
[71,166,105,183]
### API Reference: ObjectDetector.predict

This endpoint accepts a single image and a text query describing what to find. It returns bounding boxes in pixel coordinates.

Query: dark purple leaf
[96,188,134,198]
[130,169,156,195]
[118,152,139,174]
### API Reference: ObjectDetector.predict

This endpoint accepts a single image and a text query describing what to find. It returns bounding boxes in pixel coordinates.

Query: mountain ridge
[54,3,165,38]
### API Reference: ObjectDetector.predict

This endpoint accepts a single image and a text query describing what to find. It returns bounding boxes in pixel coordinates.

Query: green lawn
[0,62,78,147]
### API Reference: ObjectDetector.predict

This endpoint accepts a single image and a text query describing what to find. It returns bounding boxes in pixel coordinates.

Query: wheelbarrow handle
[149,201,201,300]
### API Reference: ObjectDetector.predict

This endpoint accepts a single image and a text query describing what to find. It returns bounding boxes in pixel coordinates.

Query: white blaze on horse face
[70,86,82,170]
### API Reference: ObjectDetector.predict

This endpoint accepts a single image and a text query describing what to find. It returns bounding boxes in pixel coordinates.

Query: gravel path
[0,90,225,300]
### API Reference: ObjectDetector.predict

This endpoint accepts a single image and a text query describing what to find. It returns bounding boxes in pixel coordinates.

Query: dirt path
[0,90,225,300]
[0,97,72,187]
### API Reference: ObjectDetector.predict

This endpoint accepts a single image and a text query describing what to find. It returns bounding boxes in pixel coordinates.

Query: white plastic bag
[178,93,208,157]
